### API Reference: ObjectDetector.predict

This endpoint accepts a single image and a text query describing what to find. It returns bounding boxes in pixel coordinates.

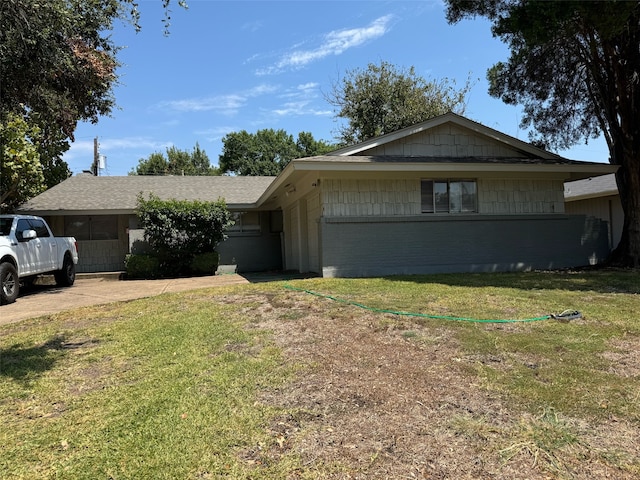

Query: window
[227,212,261,234]
[14,218,51,240]
[64,215,118,240]
[421,179,477,213]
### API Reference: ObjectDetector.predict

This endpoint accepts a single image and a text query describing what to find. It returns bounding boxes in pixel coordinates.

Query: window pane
[460,181,477,212]
[449,182,462,213]
[420,180,434,213]
[29,219,51,238]
[91,216,119,240]
[434,181,449,213]
[65,216,90,241]
[241,212,261,232]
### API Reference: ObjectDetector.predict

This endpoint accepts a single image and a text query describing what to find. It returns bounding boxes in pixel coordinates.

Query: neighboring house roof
[564,173,619,202]
[18,175,276,215]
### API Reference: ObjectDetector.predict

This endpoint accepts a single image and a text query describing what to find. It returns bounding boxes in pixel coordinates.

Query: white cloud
[159,84,279,114]
[257,15,394,75]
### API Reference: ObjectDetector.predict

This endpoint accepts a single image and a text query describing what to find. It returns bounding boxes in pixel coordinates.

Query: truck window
[0,218,11,236]
[15,219,33,241]
[28,219,51,238]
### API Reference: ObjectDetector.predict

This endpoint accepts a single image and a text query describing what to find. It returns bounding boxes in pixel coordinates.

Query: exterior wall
[479,179,565,214]
[306,191,321,273]
[321,177,565,217]
[320,214,610,278]
[45,214,130,273]
[364,124,530,158]
[565,194,623,250]
[215,211,282,273]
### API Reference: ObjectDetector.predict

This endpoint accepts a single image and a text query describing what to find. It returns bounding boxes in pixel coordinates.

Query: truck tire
[1,262,19,305]
[55,254,76,287]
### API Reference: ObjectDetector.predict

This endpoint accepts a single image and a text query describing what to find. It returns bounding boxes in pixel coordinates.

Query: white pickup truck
[0,214,78,305]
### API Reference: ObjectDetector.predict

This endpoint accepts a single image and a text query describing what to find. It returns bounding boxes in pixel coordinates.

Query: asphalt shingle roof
[18,175,276,213]
[564,173,618,200]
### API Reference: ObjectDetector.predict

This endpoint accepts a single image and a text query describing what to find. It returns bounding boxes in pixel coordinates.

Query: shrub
[136,194,233,276]
[125,254,161,279]
[190,252,220,275]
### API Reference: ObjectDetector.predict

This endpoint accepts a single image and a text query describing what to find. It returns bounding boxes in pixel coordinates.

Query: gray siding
[216,212,282,273]
[565,195,623,250]
[320,214,609,277]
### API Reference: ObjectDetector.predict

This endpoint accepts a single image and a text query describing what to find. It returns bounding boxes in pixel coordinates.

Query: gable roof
[564,173,618,201]
[17,175,276,215]
[329,112,563,159]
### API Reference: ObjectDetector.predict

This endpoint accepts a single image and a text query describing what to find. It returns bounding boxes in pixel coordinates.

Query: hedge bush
[125,254,161,279]
[135,194,233,276]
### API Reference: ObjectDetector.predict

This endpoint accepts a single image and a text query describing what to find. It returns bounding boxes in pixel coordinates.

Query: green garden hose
[284,284,581,324]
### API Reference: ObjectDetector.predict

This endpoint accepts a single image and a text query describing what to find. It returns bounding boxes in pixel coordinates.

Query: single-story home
[19,112,617,277]
[564,173,622,250]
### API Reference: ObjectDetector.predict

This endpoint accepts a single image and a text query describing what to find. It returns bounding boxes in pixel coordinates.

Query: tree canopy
[0,0,185,211]
[130,144,218,176]
[446,0,640,266]
[219,129,334,176]
[327,60,472,145]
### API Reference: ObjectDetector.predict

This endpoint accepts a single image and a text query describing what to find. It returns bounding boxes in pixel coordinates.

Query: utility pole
[92,137,99,176]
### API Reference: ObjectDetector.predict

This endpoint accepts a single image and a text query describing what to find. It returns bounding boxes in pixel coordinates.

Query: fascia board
[290,160,617,176]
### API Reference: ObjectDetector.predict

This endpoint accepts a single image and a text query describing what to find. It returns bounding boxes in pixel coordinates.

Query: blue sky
[64,0,609,176]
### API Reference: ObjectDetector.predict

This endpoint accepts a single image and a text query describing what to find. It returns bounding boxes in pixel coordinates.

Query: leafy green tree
[327,61,472,145]
[136,194,233,275]
[0,114,46,212]
[0,0,185,206]
[446,0,640,267]
[130,143,218,176]
[219,129,334,176]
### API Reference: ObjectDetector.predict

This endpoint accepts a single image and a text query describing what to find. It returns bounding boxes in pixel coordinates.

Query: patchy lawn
[1,271,640,478]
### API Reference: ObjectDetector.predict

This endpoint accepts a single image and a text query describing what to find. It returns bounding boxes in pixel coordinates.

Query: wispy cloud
[271,83,331,117]
[257,15,394,75]
[159,84,279,114]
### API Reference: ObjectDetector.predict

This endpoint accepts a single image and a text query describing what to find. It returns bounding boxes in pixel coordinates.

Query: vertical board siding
[320,215,610,277]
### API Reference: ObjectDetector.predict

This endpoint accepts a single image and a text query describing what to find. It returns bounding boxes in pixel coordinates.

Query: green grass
[1,270,640,478]
[0,292,297,479]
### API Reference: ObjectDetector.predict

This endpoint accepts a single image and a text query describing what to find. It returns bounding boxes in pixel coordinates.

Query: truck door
[28,218,56,272]
[14,219,37,276]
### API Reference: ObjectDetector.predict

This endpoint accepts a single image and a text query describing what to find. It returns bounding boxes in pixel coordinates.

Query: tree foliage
[136,194,232,275]
[327,61,472,145]
[130,143,218,176]
[446,0,640,266]
[0,0,185,209]
[0,114,46,212]
[219,129,334,176]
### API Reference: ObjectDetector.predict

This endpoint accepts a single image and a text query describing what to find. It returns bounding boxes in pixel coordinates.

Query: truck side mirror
[21,229,37,241]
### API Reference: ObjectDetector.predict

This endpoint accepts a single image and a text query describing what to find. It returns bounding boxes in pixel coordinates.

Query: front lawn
[1,270,639,478]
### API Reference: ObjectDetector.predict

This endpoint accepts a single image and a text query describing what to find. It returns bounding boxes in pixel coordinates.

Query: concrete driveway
[0,273,250,326]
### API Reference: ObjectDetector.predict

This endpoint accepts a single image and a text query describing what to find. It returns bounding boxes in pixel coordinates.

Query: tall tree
[130,143,218,176]
[0,0,185,211]
[327,60,472,145]
[446,0,640,266]
[0,113,46,211]
[219,129,334,176]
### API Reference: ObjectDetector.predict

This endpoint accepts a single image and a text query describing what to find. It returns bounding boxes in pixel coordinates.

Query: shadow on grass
[0,335,68,382]
[383,269,640,295]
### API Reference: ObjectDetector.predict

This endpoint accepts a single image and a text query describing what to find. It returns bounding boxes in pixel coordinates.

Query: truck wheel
[55,254,76,287]
[1,262,19,305]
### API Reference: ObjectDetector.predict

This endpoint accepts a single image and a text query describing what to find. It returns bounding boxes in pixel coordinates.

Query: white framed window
[421,179,477,213]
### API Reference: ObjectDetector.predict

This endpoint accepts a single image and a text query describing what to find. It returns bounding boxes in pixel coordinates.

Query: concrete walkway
[0,273,251,326]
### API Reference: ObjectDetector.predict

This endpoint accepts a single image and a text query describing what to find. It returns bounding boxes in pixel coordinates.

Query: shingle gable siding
[362,124,532,158]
